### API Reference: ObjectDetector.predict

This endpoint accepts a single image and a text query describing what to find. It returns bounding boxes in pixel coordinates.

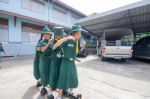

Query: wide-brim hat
[71,25,83,33]
[54,27,64,36]
[42,28,52,36]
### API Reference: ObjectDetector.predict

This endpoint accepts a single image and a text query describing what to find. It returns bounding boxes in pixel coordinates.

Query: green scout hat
[71,25,83,33]
[42,28,52,35]
[54,27,64,37]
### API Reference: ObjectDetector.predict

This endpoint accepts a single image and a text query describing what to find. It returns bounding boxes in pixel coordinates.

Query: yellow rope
[76,40,79,54]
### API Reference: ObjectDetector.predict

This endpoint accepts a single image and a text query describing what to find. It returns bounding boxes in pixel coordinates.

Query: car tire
[121,59,126,62]
[98,54,101,57]
[101,56,107,61]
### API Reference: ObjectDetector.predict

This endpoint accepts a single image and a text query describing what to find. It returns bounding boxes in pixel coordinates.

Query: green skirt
[39,57,51,86]
[0,53,1,63]
[33,57,40,80]
[57,58,78,90]
[49,58,61,89]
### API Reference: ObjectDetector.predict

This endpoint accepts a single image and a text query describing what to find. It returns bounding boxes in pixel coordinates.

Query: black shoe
[76,94,82,99]
[69,93,82,99]
[62,90,70,96]
[36,81,42,87]
[47,94,54,99]
[40,87,47,96]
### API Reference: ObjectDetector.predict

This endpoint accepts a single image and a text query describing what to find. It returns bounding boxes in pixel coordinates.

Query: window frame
[0,0,9,4]
[52,6,68,22]
[21,0,45,14]
[0,17,9,42]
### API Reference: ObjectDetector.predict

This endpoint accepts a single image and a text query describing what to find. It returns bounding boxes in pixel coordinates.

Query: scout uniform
[33,33,43,85]
[33,46,41,80]
[49,27,64,90]
[38,29,53,88]
[0,43,5,63]
[57,25,83,91]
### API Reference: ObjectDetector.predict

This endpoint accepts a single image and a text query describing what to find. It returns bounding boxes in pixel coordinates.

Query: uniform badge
[56,52,61,58]
[68,44,74,47]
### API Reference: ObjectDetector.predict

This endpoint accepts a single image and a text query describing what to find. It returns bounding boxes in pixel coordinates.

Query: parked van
[99,29,133,61]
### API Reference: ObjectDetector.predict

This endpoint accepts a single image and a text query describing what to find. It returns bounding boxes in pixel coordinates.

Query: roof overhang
[76,0,150,36]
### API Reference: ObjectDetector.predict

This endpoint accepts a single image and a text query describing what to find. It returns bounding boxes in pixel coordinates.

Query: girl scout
[47,27,65,99]
[53,25,83,99]
[33,33,43,87]
[38,28,53,96]
[0,43,5,65]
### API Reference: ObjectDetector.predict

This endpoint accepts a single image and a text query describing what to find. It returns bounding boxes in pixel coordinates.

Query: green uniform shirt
[35,42,41,59]
[51,45,62,59]
[61,40,77,60]
[38,39,52,86]
[38,40,52,58]
[57,40,79,90]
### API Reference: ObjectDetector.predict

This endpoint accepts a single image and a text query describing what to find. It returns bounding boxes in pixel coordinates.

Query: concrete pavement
[0,55,150,99]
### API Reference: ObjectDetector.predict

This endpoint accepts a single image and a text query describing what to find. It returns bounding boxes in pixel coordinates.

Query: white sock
[40,86,44,90]
[57,96,62,99]
[48,92,52,95]
[69,88,74,94]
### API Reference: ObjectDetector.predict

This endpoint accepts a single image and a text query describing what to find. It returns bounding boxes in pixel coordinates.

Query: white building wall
[0,0,84,56]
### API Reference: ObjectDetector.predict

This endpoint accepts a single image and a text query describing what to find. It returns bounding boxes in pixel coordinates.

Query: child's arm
[53,36,75,50]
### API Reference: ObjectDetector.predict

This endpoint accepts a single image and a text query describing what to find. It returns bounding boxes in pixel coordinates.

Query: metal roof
[103,29,133,40]
[76,0,150,36]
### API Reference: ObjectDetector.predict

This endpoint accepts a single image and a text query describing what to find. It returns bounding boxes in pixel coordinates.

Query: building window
[22,0,30,10]
[52,8,67,22]
[22,28,30,43]
[22,0,45,14]
[0,0,9,3]
[21,22,43,45]
[0,17,9,42]
[71,15,80,23]
[22,28,42,44]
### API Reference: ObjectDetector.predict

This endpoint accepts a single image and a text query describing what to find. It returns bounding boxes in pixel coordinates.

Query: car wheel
[101,56,107,61]
[121,59,126,62]
[98,54,101,57]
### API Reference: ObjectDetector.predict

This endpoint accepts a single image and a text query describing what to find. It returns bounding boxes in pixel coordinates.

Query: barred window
[22,0,45,14]
[22,28,30,43]
[22,28,41,44]
[0,18,9,42]
[21,23,43,44]
[0,0,9,4]
[52,8,67,22]
[22,0,30,10]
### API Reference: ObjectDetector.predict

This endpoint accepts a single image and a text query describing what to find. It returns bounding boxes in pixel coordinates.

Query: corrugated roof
[76,0,150,36]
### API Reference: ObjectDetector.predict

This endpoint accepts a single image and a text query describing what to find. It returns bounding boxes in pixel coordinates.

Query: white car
[99,29,133,62]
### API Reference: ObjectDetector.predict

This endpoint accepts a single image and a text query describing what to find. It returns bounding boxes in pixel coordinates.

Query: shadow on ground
[22,86,43,99]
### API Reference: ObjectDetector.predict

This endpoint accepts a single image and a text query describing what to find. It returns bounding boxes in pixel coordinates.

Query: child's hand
[48,38,54,44]
[67,36,75,41]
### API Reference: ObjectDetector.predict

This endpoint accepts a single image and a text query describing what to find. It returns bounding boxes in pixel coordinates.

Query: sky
[60,0,142,15]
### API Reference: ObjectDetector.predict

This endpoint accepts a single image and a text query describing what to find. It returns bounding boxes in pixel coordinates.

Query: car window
[144,37,150,46]
[145,37,150,43]
[106,41,116,46]
[137,40,144,45]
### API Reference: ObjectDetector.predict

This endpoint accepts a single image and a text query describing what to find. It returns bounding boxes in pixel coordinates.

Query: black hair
[37,33,44,46]
[72,31,77,36]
